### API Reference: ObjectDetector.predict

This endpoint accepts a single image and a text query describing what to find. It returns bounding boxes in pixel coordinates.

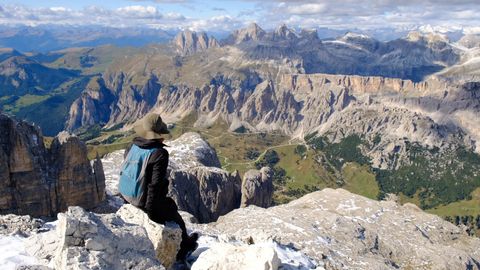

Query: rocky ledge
[2,188,479,270]
[190,188,480,269]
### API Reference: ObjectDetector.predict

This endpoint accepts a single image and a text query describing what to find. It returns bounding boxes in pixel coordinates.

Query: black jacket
[126,137,169,214]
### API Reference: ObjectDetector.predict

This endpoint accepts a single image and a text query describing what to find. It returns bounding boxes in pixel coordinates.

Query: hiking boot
[176,233,199,262]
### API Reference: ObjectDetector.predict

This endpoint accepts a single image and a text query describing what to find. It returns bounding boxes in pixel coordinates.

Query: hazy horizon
[0,0,479,35]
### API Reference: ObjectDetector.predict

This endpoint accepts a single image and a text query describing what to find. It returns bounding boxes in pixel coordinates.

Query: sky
[0,0,479,33]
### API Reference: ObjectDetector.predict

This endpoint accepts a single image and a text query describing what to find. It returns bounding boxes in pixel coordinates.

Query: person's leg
[155,197,188,237]
[148,197,198,261]
[162,198,198,261]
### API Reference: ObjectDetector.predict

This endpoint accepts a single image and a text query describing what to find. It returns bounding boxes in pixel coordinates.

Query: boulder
[168,132,221,169]
[191,243,280,270]
[169,167,241,223]
[117,204,183,269]
[53,207,164,270]
[0,214,44,236]
[241,167,274,208]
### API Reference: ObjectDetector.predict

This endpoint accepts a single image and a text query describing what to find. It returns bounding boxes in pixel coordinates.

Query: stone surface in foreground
[191,242,281,270]
[189,188,480,270]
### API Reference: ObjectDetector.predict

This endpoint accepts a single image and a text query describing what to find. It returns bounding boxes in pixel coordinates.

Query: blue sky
[1,0,479,34]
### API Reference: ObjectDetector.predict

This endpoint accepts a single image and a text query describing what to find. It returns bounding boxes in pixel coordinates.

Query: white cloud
[188,15,244,32]
[116,5,160,19]
[287,3,326,15]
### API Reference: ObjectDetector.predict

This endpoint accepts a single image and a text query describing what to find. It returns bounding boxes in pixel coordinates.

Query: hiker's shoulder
[150,146,169,160]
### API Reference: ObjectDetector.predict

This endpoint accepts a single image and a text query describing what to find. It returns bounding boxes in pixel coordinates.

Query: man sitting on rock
[119,113,198,263]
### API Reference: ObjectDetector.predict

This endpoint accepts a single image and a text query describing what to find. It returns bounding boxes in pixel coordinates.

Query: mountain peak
[298,28,319,43]
[406,31,449,43]
[173,30,219,55]
[341,32,371,40]
[224,22,266,45]
[246,22,263,32]
[272,24,297,41]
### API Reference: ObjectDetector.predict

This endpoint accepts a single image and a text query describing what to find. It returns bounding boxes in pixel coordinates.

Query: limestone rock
[168,132,221,169]
[0,214,44,236]
[191,243,281,270]
[117,204,182,269]
[458,34,480,49]
[223,23,266,45]
[65,76,114,131]
[0,114,105,217]
[49,132,105,213]
[53,206,164,270]
[0,113,52,217]
[272,24,297,41]
[173,30,220,56]
[189,188,480,270]
[26,229,58,266]
[169,167,241,223]
[106,73,161,128]
[241,167,274,208]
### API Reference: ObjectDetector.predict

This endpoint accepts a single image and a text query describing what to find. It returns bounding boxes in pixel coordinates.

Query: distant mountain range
[0,25,174,52]
[0,24,470,53]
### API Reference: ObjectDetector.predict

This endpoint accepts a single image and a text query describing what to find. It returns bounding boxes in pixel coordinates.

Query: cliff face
[67,73,161,131]
[173,30,220,56]
[0,113,52,216]
[0,114,105,217]
[65,77,114,131]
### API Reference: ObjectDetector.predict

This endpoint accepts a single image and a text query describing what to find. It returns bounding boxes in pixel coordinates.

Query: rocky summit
[190,188,480,269]
[2,188,479,270]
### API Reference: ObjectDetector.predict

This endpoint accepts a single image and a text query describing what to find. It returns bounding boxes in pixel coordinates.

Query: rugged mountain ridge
[0,113,105,217]
[173,30,220,56]
[67,69,480,169]
[67,69,480,210]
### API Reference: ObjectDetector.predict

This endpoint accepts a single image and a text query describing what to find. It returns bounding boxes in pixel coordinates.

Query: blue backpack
[119,145,158,207]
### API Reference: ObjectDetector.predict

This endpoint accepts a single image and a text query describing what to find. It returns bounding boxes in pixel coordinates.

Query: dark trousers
[148,197,188,239]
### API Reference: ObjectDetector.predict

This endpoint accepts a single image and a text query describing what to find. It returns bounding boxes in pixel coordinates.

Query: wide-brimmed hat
[133,113,170,139]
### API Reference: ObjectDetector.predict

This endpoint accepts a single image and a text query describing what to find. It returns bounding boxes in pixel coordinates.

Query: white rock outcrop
[10,188,480,270]
[189,188,480,270]
[192,242,281,270]
[117,204,182,269]
[24,206,184,270]
[53,207,164,270]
